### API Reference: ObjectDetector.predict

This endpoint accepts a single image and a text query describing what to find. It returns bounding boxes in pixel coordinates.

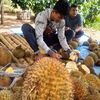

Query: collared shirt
[35,8,70,53]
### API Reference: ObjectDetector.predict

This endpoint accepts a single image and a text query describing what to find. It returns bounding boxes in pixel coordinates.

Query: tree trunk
[0,0,4,24]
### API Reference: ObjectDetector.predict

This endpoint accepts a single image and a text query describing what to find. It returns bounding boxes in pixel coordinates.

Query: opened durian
[12,45,25,58]
[22,57,74,100]
[88,52,98,63]
[66,61,78,73]
[0,46,12,66]
[0,90,14,100]
[89,43,98,51]
[78,64,90,74]
[69,41,79,49]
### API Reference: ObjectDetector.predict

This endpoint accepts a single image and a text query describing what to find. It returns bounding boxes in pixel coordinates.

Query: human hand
[48,50,62,59]
[34,53,45,61]
[61,49,72,60]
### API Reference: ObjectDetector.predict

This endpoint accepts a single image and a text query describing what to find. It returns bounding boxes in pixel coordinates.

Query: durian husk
[0,46,12,66]
[22,57,74,100]
[84,94,100,100]
[0,76,12,87]
[88,38,97,44]
[70,70,84,78]
[83,56,94,70]
[89,43,98,51]
[72,77,89,100]
[95,59,100,66]
[93,47,100,58]
[84,74,100,92]
[0,90,14,100]
[12,45,25,58]
[12,86,22,100]
[78,64,90,74]
[69,41,79,49]
[88,52,98,63]
[65,61,78,73]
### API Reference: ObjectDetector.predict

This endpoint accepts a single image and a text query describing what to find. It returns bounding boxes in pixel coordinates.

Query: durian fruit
[0,76,12,87]
[12,86,22,100]
[83,56,96,74]
[69,41,79,49]
[12,45,25,58]
[0,90,14,100]
[99,74,100,79]
[89,43,98,51]
[0,46,12,66]
[65,61,78,73]
[25,50,32,57]
[95,59,100,66]
[94,47,100,59]
[15,77,24,86]
[69,50,80,62]
[88,52,98,63]
[22,57,74,100]
[84,94,100,100]
[84,74,100,92]
[83,56,94,69]
[72,77,89,100]
[70,70,84,78]
[88,38,97,44]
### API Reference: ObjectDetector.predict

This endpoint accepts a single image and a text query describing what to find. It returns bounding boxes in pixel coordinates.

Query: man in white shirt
[22,0,73,60]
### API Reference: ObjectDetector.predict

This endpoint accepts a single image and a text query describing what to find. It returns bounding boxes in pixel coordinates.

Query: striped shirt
[35,8,70,53]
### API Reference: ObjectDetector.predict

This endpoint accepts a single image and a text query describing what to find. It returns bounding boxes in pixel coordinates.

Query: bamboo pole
[0,35,14,50]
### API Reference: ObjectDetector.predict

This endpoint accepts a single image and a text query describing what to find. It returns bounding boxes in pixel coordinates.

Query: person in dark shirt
[65,4,84,41]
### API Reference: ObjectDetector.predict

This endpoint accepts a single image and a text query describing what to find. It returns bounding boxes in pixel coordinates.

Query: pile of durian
[0,57,99,100]
[0,34,34,67]
[83,38,100,66]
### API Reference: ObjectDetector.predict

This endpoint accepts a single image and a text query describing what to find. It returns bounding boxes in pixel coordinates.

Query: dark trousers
[21,23,74,53]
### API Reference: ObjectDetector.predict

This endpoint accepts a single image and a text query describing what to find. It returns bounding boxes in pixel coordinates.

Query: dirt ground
[0,13,100,41]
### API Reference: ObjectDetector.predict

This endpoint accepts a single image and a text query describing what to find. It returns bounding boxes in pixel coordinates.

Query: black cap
[53,0,70,16]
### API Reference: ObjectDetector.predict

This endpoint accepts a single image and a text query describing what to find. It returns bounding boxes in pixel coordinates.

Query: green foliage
[79,0,100,23]
[28,0,56,15]
[10,0,100,30]
[11,0,29,10]
[11,0,56,14]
